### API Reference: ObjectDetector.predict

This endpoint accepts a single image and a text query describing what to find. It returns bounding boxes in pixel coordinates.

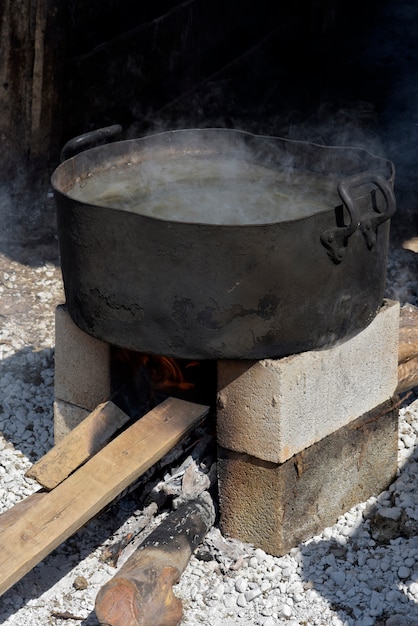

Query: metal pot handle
[60,124,123,162]
[356,173,396,248]
[320,172,396,263]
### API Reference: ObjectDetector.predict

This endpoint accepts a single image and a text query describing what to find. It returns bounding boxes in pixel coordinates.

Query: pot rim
[51,127,395,229]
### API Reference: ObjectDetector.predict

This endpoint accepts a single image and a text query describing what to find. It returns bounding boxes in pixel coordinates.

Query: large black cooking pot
[51,127,396,359]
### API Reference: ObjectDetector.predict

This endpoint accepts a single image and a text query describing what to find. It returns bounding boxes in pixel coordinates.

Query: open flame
[110,348,216,419]
[115,349,197,393]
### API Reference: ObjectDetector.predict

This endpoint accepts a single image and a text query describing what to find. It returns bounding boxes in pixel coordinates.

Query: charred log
[95,494,215,626]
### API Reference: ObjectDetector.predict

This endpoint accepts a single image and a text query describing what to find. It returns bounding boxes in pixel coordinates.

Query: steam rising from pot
[66,130,338,226]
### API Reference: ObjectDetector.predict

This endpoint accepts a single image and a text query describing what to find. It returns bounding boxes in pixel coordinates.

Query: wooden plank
[0,492,48,532]
[398,356,418,394]
[399,304,418,364]
[0,397,209,597]
[26,401,131,490]
[0,0,64,172]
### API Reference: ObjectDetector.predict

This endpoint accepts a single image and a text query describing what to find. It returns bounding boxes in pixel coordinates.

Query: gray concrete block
[53,398,90,443]
[54,304,111,412]
[217,397,399,557]
[217,300,399,464]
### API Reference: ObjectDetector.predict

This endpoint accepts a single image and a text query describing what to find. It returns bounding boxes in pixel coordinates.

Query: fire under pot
[52,128,400,556]
[53,301,400,557]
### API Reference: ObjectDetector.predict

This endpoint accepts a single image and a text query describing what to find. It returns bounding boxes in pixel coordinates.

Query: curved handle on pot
[320,177,360,264]
[60,124,123,162]
[357,173,396,249]
[320,172,396,263]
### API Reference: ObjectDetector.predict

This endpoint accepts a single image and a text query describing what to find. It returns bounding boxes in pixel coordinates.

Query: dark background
[0,0,417,258]
[59,0,396,147]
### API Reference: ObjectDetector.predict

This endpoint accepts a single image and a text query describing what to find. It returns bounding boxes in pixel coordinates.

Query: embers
[110,347,217,419]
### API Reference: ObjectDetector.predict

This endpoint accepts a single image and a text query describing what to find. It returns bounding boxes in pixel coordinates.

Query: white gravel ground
[0,239,417,626]
[2,0,418,622]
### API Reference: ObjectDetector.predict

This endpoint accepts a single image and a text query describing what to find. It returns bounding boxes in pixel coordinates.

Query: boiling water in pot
[68,154,338,225]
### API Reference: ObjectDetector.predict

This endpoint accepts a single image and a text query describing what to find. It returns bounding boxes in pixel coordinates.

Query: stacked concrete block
[217,300,400,464]
[217,300,400,555]
[54,304,111,442]
[53,298,401,554]
[218,398,399,556]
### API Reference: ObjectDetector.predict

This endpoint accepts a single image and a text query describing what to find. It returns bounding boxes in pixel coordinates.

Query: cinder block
[217,299,399,464]
[53,399,90,443]
[54,304,111,412]
[218,398,399,557]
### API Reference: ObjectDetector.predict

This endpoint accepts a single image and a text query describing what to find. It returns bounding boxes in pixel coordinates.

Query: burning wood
[115,350,197,394]
[112,349,216,419]
[95,494,215,626]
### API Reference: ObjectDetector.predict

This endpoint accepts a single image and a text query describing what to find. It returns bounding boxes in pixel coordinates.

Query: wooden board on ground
[398,356,418,394]
[399,304,418,364]
[397,303,418,394]
[26,401,131,489]
[0,397,209,597]
[0,491,48,531]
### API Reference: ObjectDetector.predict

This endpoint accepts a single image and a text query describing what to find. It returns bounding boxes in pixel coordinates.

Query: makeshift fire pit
[50,125,401,545]
[53,299,400,561]
[46,127,404,624]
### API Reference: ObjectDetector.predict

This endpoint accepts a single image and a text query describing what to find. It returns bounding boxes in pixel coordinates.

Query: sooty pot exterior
[52,129,395,359]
